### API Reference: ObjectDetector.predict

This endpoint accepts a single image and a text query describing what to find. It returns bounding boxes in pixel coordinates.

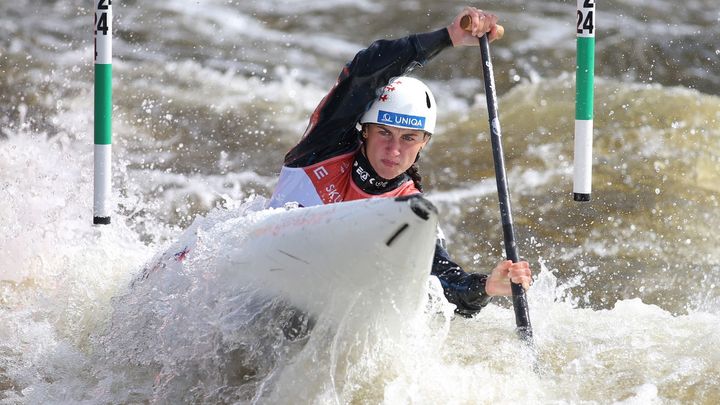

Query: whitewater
[2,0,720,403]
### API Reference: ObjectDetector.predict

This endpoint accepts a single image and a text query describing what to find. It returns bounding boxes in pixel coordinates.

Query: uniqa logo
[377,110,425,130]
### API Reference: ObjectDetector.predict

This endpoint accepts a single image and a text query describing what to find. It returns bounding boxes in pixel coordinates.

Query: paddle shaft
[476,34,533,342]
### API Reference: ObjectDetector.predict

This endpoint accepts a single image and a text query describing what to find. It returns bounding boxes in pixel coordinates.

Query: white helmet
[360,77,437,134]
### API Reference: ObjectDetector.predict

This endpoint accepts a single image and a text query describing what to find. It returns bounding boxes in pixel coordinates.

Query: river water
[1,0,719,403]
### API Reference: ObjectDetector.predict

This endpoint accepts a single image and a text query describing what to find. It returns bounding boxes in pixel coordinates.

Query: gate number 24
[96,0,111,36]
[577,0,595,35]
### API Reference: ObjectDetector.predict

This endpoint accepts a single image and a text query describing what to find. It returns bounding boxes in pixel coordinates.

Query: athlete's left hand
[485,260,532,296]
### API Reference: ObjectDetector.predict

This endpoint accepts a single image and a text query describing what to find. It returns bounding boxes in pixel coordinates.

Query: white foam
[0,123,162,400]
[3,0,720,402]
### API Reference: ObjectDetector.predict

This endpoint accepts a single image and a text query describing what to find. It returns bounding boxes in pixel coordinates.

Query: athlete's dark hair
[408,131,431,192]
[406,163,423,192]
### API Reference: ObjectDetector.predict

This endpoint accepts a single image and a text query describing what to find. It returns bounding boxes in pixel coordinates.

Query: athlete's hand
[447,6,501,47]
[485,260,532,296]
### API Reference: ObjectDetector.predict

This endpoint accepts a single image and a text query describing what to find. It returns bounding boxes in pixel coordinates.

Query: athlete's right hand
[447,6,501,47]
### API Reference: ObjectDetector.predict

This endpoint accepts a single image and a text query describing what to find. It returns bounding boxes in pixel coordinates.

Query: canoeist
[269,6,531,317]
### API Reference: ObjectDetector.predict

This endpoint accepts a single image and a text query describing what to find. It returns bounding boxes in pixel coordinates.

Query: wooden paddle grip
[460,14,504,39]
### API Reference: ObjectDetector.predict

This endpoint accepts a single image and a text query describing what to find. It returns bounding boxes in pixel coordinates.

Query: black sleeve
[432,239,493,317]
[284,28,453,167]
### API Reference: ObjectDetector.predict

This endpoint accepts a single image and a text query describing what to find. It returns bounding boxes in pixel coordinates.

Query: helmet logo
[359,77,435,134]
[377,110,425,130]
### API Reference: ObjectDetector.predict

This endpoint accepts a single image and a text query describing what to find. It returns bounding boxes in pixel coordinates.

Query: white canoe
[132,195,439,321]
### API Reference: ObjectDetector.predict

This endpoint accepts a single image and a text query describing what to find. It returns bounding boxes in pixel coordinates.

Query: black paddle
[461,16,534,344]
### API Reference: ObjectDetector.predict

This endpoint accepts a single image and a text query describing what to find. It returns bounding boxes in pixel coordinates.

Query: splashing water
[2,0,720,402]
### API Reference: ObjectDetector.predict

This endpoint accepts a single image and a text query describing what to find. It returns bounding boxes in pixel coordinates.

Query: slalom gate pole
[573,0,595,202]
[94,0,113,225]
[460,16,534,344]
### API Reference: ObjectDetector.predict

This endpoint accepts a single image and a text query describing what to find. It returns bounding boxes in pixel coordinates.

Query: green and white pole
[94,0,112,224]
[573,0,595,202]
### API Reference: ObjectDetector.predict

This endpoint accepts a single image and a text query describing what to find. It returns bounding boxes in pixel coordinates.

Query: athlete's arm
[432,240,533,317]
[284,29,452,167]
[431,239,493,317]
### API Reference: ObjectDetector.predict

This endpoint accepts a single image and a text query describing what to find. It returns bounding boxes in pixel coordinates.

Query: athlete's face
[363,124,430,180]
